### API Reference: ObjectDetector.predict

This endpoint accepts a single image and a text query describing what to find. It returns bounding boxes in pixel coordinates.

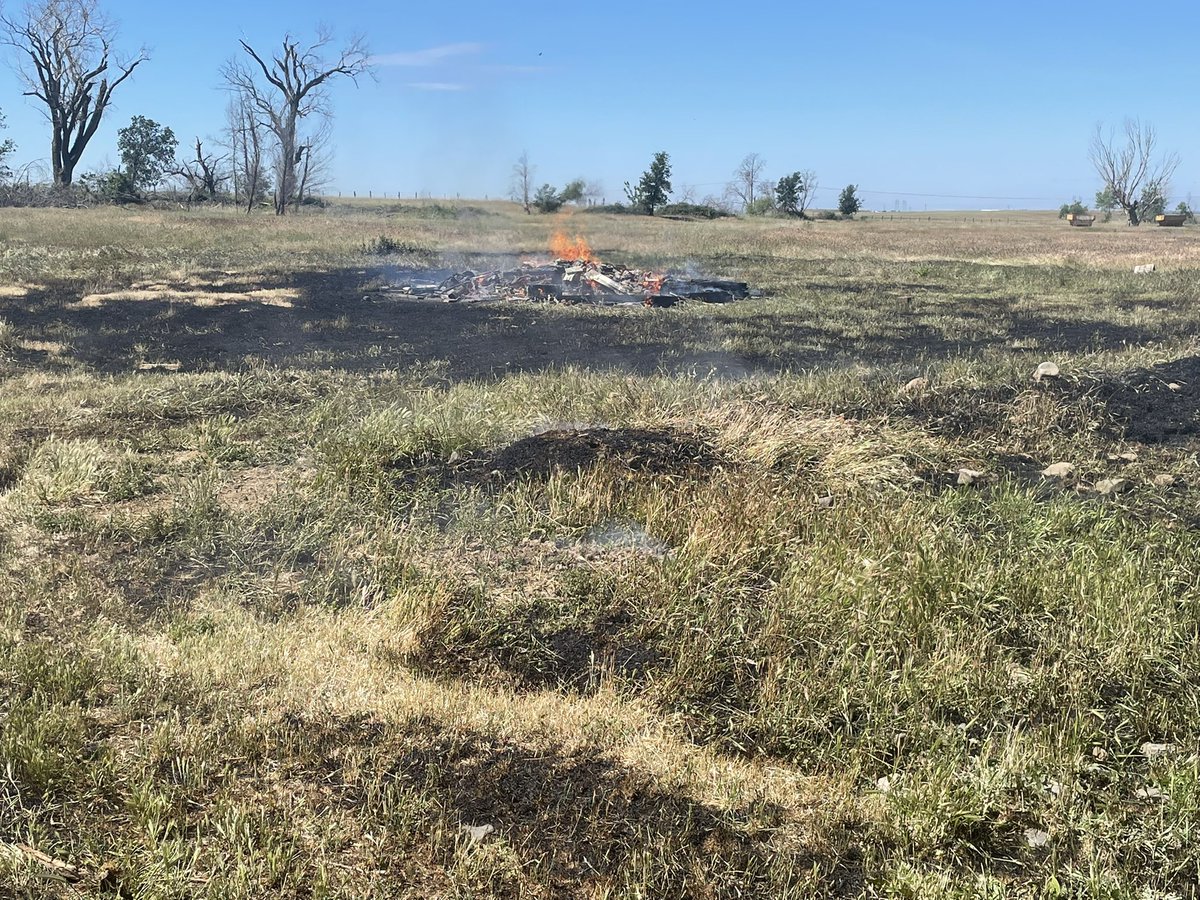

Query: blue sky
[2,0,1198,209]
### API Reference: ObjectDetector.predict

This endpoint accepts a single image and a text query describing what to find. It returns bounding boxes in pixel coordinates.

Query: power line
[851,187,1055,201]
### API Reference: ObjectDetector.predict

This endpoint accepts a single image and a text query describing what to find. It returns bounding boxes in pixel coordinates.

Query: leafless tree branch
[1,0,148,186]
[222,31,369,215]
[1089,119,1180,225]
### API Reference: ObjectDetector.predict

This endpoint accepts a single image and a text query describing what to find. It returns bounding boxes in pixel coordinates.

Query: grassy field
[1,201,1199,898]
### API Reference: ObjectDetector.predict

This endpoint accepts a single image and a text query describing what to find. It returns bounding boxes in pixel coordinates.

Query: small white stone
[1141,742,1176,760]
[1033,361,1060,382]
[1041,462,1075,479]
[957,468,986,486]
[1024,828,1051,848]
[901,376,928,395]
[1094,478,1130,495]
[1168,382,1183,392]
[1153,474,1177,488]
[461,823,496,844]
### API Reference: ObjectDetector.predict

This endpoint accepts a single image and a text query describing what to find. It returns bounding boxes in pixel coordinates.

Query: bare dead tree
[171,137,225,206]
[727,152,768,211]
[795,168,818,218]
[1,0,147,186]
[222,29,368,215]
[293,114,333,210]
[224,95,266,213]
[1089,119,1180,226]
[510,151,533,213]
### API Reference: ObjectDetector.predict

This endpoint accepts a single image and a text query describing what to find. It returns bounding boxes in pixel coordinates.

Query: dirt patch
[412,589,663,694]
[487,427,723,479]
[218,465,298,512]
[388,426,727,490]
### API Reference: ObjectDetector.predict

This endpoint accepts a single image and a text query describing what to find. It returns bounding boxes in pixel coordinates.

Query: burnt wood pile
[395,259,752,307]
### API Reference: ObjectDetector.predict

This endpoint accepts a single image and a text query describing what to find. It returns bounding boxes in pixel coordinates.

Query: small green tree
[775,172,801,216]
[774,170,816,217]
[559,178,585,204]
[532,183,564,213]
[1138,179,1167,221]
[838,184,862,217]
[1094,186,1117,222]
[745,197,776,216]
[79,168,137,202]
[1094,186,1117,211]
[117,115,177,197]
[1058,198,1088,218]
[624,151,671,215]
[1176,201,1196,224]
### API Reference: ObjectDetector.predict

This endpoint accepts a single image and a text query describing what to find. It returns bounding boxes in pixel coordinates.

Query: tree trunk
[52,126,69,186]
[1127,204,1140,226]
[275,107,300,216]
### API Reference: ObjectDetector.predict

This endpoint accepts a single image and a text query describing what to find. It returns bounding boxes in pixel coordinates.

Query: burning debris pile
[394,231,754,308]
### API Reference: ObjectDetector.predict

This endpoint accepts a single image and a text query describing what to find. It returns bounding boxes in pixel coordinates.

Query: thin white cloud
[372,42,483,67]
[405,82,469,92]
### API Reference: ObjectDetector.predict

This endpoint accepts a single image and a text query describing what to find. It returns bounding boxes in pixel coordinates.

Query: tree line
[0,0,369,215]
[511,149,864,219]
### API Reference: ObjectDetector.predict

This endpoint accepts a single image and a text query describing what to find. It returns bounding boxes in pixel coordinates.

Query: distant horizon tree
[775,170,816,217]
[728,152,769,211]
[625,151,672,215]
[1137,178,1168,222]
[838,184,862,218]
[510,151,534,213]
[1094,185,1118,222]
[532,183,564,213]
[1089,119,1180,225]
[1057,198,1088,219]
[559,178,585,204]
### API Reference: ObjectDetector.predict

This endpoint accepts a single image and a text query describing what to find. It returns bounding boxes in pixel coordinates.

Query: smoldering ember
[391,231,755,307]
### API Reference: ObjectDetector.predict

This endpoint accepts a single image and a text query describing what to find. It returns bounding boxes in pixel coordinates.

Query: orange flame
[550,231,595,262]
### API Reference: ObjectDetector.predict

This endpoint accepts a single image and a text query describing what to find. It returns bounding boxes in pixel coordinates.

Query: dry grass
[1,202,1200,898]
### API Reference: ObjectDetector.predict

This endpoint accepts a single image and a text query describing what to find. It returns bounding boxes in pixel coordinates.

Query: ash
[390,258,754,308]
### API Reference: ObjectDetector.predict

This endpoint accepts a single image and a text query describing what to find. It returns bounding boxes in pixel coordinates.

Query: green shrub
[1058,199,1088,219]
[744,197,776,217]
[658,202,732,219]
[581,203,641,215]
[361,236,434,257]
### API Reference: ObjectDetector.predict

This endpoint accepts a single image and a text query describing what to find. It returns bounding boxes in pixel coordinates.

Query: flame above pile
[550,231,595,262]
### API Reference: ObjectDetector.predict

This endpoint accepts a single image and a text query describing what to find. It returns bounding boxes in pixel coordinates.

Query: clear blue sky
[2,0,1198,210]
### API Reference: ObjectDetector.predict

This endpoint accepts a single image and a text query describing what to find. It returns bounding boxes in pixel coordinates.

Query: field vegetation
[2,202,1199,898]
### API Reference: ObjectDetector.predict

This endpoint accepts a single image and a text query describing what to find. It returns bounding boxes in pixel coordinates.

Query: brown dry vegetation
[2,202,1200,898]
